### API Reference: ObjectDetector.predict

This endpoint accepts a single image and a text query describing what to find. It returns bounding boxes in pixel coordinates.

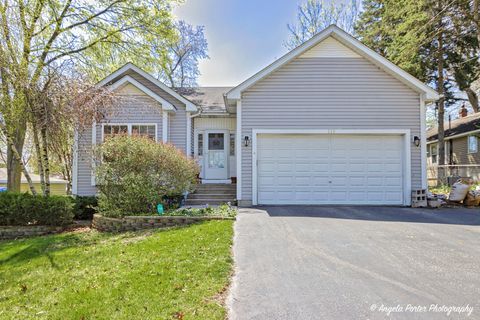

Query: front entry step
[185,183,236,206]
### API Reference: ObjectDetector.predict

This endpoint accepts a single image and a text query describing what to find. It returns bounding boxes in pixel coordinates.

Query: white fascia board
[108,76,175,111]
[226,25,439,102]
[72,128,79,195]
[420,94,427,189]
[97,63,198,112]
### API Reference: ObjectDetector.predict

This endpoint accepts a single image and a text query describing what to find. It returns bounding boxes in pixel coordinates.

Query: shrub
[0,192,74,226]
[96,135,199,217]
[169,204,237,218]
[73,196,98,220]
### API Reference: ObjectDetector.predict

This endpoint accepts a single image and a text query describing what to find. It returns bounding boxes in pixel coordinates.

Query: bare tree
[285,0,360,50]
[157,20,209,88]
[0,0,176,192]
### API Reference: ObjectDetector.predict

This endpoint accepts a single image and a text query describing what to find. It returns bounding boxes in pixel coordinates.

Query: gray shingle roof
[427,112,480,141]
[174,87,232,114]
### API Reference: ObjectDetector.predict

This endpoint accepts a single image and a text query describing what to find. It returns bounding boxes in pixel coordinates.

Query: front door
[204,130,229,180]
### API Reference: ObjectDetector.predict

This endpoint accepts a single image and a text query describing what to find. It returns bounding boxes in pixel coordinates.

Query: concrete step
[195,183,236,188]
[185,199,235,206]
[188,193,236,200]
[194,186,236,192]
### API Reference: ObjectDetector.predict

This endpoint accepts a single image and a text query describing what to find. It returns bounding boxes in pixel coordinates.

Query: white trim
[162,111,168,143]
[420,95,427,189]
[186,112,192,156]
[226,25,439,102]
[204,129,230,180]
[201,179,232,184]
[236,100,242,200]
[91,121,97,186]
[468,135,478,154]
[426,129,480,144]
[107,75,175,111]
[72,128,79,195]
[194,129,205,178]
[251,129,412,206]
[100,123,158,142]
[97,63,198,112]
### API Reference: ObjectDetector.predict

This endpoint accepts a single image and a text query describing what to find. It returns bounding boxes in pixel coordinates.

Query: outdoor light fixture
[413,136,420,147]
[244,135,250,147]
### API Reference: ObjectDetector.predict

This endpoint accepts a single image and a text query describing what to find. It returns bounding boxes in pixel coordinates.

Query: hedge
[0,192,74,226]
[73,196,98,220]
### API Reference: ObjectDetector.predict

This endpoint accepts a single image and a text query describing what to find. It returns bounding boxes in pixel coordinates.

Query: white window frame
[468,135,478,154]
[101,123,158,142]
[430,144,438,164]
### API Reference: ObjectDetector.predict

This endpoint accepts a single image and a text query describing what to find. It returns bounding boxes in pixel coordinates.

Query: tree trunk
[465,87,479,113]
[1,124,37,195]
[32,121,46,195]
[40,127,51,196]
[437,28,446,170]
[6,121,27,192]
[474,0,480,46]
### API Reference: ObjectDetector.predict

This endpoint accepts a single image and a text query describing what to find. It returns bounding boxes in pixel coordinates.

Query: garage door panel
[257,134,404,205]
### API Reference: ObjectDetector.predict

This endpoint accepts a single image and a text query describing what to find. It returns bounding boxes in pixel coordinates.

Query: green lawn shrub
[95,135,199,217]
[0,192,74,226]
[73,196,98,220]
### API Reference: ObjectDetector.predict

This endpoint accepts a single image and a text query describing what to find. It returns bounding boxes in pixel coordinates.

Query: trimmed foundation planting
[92,214,234,232]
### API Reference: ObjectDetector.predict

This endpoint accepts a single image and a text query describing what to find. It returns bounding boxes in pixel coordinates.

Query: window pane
[132,125,155,140]
[103,125,127,141]
[230,134,235,156]
[469,136,477,153]
[198,134,203,156]
[208,133,224,150]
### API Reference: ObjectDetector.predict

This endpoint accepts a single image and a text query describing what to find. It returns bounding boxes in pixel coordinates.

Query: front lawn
[0,221,233,320]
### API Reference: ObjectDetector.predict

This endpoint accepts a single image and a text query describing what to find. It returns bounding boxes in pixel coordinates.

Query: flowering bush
[95,135,199,217]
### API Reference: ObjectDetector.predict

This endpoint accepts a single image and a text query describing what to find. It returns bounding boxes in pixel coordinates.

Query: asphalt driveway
[227,206,480,319]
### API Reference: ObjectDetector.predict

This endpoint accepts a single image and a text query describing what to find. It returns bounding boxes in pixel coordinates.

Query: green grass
[0,221,234,320]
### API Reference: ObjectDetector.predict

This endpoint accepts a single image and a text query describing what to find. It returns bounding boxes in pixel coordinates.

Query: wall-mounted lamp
[244,135,250,147]
[413,136,420,147]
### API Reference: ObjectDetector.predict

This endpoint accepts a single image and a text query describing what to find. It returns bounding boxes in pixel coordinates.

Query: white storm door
[204,130,229,180]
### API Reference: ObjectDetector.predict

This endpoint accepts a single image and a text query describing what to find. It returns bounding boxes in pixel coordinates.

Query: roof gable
[226,25,439,102]
[97,63,198,112]
[108,75,175,111]
[299,37,361,58]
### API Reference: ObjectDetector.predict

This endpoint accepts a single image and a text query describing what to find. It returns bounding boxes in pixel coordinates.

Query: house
[72,25,439,206]
[0,168,68,195]
[426,109,480,185]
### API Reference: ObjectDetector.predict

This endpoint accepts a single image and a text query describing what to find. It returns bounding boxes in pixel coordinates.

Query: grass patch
[0,221,233,319]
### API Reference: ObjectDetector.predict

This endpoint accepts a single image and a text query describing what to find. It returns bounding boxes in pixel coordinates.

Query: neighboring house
[426,111,480,185]
[72,25,438,206]
[0,168,68,195]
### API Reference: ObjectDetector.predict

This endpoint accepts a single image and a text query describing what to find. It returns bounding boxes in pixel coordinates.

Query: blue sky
[173,1,304,86]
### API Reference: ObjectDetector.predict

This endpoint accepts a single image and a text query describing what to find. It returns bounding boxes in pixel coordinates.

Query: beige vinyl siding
[241,57,421,202]
[452,136,480,165]
[0,183,67,195]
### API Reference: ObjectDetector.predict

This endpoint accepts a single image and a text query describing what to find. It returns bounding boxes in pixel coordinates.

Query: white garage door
[256,134,405,205]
